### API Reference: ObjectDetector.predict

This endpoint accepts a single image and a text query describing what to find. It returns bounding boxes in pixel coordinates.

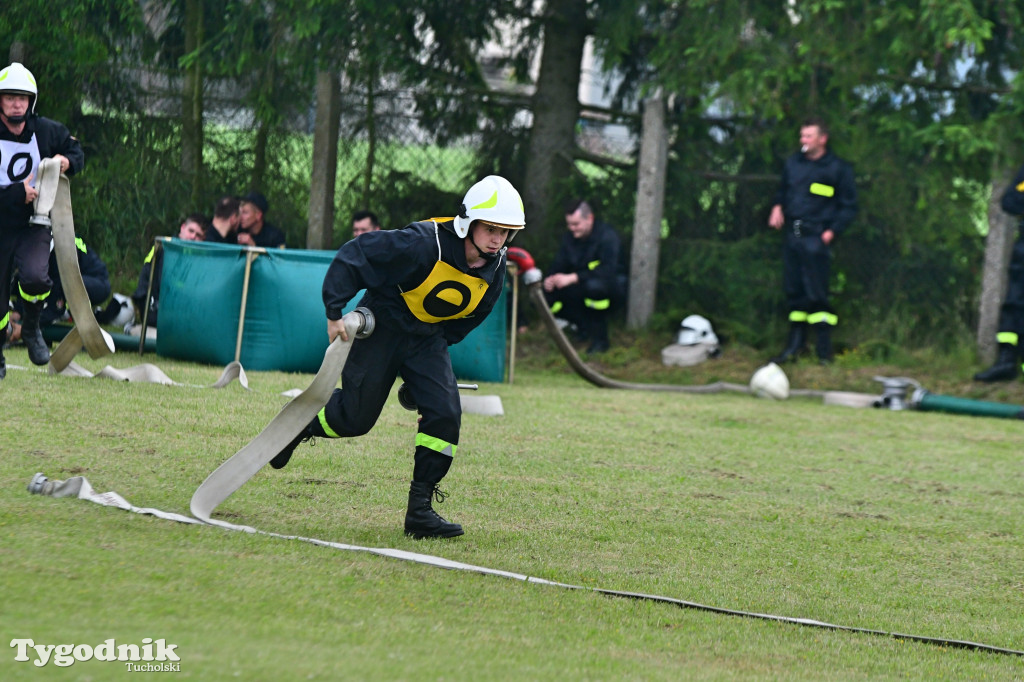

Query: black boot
[269,421,316,469]
[21,303,50,366]
[586,314,610,354]
[813,322,833,365]
[0,325,6,380]
[974,343,1020,382]
[771,322,807,364]
[404,481,464,539]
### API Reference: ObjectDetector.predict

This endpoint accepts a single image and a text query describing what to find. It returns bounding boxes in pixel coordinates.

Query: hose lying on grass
[521,268,826,398]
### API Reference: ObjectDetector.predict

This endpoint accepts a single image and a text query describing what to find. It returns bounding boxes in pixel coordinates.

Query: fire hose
[520,267,826,398]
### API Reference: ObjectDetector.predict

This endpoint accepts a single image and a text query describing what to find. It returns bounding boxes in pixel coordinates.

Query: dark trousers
[782,231,832,319]
[0,225,52,308]
[996,237,1024,344]
[544,275,623,343]
[319,321,461,465]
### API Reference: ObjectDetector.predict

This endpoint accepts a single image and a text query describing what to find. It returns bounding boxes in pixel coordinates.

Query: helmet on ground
[0,62,38,113]
[677,314,718,346]
[453,175,525,240]
[750,362,790,400]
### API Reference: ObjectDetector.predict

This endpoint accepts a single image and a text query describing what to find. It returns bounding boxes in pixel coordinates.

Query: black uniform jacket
[773,149,857,237]
[0,114,85,232]
[323,220,506,346]
[549,220,624,290]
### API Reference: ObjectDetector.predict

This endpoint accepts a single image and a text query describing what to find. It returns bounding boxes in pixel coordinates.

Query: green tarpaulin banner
[156,240,507,381]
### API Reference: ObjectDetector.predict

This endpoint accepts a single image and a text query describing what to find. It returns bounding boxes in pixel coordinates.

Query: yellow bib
[401,260,490,323]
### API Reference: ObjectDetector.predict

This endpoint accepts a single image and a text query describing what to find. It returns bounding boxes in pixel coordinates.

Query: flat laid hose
[39,158,114,371]
[190,311,372,527]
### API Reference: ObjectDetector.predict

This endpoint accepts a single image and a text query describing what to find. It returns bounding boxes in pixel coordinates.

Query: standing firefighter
[974,163,1024,382]
[269,175,524,539]
[0,62,84,375]
[768,116,857,365]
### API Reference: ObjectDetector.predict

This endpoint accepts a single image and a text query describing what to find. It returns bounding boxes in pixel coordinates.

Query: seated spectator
[132,214,208,328]
[236,191,286,248]
[351,209,381,239]
[542,199,627,354]
[205,195,241,244]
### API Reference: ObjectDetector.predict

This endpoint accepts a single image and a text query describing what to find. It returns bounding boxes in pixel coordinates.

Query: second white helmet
[677,314,719,346]
[0,62,38,113]
[453,175,525,239]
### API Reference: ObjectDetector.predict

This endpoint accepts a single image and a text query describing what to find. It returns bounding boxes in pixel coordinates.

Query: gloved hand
[506,246,535,272]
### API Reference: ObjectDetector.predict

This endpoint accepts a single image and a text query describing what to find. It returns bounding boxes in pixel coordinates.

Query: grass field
[3,331,1023,680]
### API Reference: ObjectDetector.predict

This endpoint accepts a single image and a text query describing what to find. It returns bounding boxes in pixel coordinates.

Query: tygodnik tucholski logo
[11,637,181,671]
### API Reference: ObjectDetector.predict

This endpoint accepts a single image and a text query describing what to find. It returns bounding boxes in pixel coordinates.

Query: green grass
[3,336,1024,680]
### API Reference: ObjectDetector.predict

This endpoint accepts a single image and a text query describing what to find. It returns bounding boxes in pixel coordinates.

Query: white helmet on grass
[0,62,38,115]
[453,175,525,240]
[677,314,718,346]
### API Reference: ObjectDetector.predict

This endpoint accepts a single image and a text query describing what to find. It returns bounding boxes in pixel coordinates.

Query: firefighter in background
[974,163,1024,382]
[0,62,85,376]
[543,199,627,354]
[268,175,524,539]
[768,116,857,365]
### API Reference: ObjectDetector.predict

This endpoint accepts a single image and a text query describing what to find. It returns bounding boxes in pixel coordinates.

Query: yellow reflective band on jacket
[400,260,490,323]
[810,183,835,197]
[550,301,563,314]
[416,432,456,458]
[807,311,838,326]
[143,246,156,265]
[317,407,339,438]
[19,282,50,303]
[0,311,8,329]
[1016,181,1024,193]
[788,311,808,323]
[588,260,601,271]
[997,331,1019,347]
[585,297,610,310]
[75,237,87,253]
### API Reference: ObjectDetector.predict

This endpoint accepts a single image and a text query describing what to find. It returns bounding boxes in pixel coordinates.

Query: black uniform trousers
[1,224,52,322]
[544,275,623,342]
[782,227,833,322]
[996,236,1024,346]
[316,320,461,479]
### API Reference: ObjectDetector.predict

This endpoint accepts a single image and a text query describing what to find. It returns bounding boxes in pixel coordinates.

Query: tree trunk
[362,73,377,208]
[307,70,341,250]
[628,93,668,330]
[181,0,204,206]
[522,0,587,260]
[977,168,1017,363]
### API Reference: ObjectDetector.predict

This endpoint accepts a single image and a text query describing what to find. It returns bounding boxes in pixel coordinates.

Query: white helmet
[677,314,718,346]
[453,175,525,239]
[0,62,38,113]
[750,362,790,400]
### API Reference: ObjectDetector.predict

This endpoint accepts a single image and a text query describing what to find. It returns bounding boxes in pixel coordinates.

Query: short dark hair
[214,195,240,220]
[802,116,829,137]
[352,210,380,227]
[184,212,210,233]
[564,198,593,219]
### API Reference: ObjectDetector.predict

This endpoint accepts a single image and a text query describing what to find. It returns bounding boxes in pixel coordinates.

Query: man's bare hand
[327,317,348,343]
[768,205,784,229]
[23,173,37,204]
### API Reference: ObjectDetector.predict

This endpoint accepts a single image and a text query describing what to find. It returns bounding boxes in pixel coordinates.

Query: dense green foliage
[2,1,1023,350]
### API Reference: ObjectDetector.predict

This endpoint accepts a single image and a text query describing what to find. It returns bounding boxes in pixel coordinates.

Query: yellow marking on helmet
[471,191,498,210]
[1016,181,1024,193]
